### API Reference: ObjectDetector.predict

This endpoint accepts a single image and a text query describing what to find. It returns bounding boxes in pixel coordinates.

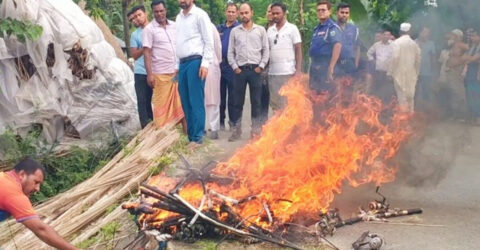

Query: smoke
[394,121,470,187]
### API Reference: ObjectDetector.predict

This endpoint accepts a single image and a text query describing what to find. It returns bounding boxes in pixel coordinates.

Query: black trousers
[134,74,153,128]
[220,73,234,126]
[260,73,270,125]
[231,68,262,128]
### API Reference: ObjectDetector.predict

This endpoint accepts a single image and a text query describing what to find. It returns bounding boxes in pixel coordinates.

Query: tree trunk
[122,0,131,58]
[77,0,127,62]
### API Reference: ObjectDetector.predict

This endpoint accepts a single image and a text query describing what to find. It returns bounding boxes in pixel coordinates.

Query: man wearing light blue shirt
[129,5,151,128]
[175,0,214,147]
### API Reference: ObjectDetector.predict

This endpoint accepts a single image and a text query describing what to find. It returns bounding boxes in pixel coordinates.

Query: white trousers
[205,105,220,131]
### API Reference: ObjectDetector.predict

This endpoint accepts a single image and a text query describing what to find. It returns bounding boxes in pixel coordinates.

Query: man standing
[204,24,222,139]
[387,23,421,113]
[309,1,342,95]
[227,2,269,140]
[336,2,360,77]
[464,29,480,124]
[175,0,214,147]
[267,2,302,111]
[415,26,436,112]
[143,0,184,130]
[367,29,395,103]
[217,3,239,131]
[0,158,76,250]
[129,5,151,128]
[259,4,274,125]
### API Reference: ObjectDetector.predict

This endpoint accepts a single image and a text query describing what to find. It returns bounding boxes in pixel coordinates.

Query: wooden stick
[172,194,304,250]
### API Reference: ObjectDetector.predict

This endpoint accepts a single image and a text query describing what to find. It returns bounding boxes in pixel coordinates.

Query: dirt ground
[110,89,480,250]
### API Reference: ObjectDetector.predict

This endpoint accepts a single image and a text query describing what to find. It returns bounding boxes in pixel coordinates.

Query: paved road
[194,86,480,250]
[328,122,480,250]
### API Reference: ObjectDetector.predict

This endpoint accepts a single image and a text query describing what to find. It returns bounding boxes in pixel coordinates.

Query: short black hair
[151,0,166,9]
[226,2,238,10]
[128,5,145,17]
[317,1,332,10]
[14,157,45,176]
[271,2,287,13]
[239,2,253,11]
[337,2,350,10]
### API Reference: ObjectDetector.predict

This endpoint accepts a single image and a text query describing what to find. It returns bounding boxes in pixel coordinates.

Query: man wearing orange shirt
[0,158,76,250]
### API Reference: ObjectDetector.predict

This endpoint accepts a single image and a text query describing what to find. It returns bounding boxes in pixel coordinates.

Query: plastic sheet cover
[0,0,140,143]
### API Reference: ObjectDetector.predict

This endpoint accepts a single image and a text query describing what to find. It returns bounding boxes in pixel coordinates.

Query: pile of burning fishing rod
[122,156,422,249]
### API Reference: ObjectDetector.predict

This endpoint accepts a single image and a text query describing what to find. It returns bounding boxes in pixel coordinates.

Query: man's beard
[242,17,250,23]
[180,3,190,10]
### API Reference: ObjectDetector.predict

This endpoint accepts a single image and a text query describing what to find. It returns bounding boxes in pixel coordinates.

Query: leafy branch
[0,17,43,43]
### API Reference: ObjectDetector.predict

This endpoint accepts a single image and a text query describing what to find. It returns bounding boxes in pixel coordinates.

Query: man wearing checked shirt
[227,2,269,141]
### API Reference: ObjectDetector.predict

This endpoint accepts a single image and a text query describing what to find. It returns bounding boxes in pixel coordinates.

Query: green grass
[75,221,121,249]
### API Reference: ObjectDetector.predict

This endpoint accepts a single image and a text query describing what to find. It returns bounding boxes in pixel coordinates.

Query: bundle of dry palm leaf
[0,122,180,249]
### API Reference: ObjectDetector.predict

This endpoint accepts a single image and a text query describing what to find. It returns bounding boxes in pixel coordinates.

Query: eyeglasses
[274,33,279,45]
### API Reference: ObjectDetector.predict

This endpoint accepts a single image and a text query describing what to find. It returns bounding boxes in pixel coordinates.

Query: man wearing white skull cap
[388,23,421,112]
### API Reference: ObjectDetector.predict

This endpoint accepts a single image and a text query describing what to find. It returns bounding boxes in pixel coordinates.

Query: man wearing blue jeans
[129,5,151,128]
[175,0,214,147]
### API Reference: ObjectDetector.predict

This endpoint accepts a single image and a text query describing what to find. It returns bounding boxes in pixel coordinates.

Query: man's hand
[293,70,302,79]
[23,218,77,250]
[199,66,208,80]
[234,68,242,74]
[327,66,335,83]
[254,67,262,74]
[147,74,155,88]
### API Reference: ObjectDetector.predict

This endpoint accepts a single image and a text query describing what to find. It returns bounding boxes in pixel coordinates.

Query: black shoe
[228,125,242,141]
[209,131,219,139]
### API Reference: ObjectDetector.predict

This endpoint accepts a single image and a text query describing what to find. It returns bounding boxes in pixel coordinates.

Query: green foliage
[75,220,121,249]
[196,239,217,250]
[149,130,189,176]
[0,126,127,204]
[0,17,43,43]
[0,127,42,166]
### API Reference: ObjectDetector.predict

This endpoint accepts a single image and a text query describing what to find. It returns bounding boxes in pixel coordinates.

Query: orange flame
[142,76,412,228]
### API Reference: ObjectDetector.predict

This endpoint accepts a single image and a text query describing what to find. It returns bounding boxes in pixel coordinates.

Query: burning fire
[139,76,413,229]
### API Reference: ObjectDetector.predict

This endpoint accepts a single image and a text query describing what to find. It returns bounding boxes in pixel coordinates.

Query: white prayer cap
[400,23,412,32]
[451,29,464,38]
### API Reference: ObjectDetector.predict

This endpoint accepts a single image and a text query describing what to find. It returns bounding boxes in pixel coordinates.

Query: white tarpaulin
[0,0,140,143]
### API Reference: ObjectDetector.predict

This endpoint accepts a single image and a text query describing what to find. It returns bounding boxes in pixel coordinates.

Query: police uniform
[309,18,342,93]
[337,23,359,76]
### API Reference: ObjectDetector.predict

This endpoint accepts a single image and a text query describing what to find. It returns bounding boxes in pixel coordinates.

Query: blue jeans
[178,59,205,142]
[465,79,480,118]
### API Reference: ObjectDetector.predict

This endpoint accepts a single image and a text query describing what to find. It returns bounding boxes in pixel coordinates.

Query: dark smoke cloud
[394,121,470,187]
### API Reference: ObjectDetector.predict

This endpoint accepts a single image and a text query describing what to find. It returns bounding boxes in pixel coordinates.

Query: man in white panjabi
[205,23,222,139]
[387,23,421,112]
